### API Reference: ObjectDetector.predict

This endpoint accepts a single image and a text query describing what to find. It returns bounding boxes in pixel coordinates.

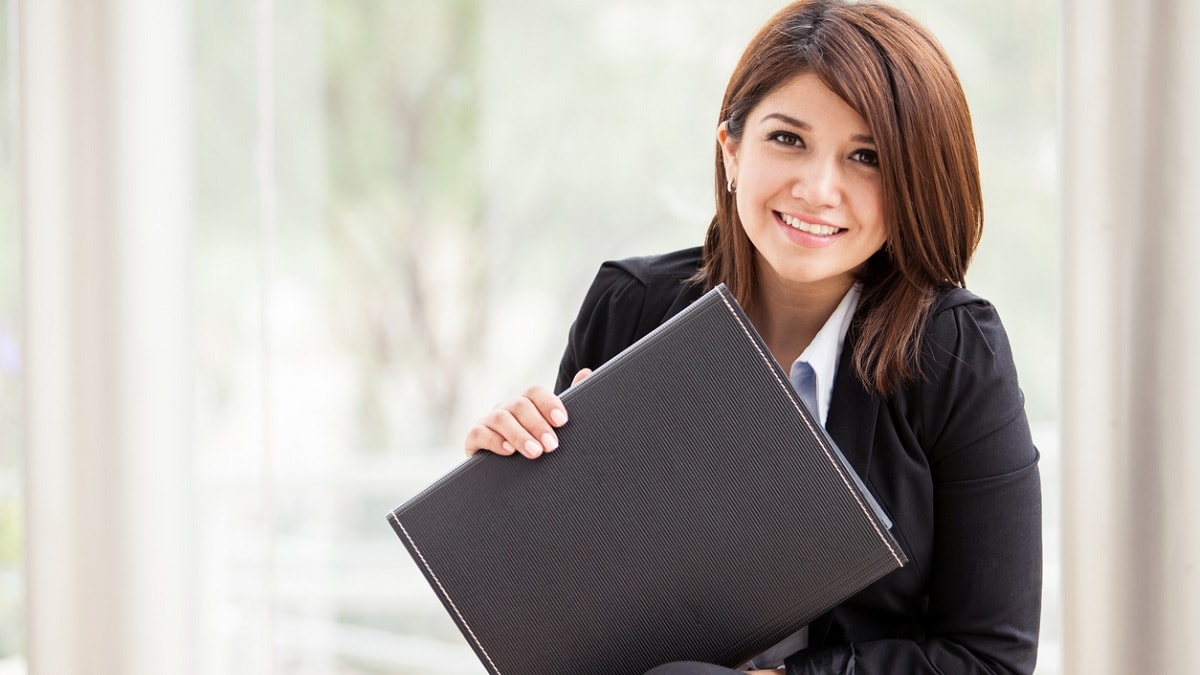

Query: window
[193,2,1059,673]
[10,1,1060,673]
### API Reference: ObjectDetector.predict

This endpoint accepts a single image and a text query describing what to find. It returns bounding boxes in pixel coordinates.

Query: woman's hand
[464,368,592,459]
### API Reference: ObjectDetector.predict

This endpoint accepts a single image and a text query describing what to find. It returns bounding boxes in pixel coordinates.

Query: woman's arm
[787,298,1043,675]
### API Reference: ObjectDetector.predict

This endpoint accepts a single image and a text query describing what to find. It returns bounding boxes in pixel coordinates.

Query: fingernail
[524,439,543,457]
[541,432,558,451]
[501,441,516,455]
[550,408,568,426]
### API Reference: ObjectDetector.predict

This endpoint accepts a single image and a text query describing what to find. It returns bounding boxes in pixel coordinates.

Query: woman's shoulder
[922,286,1013,361]
[556,247,705,392]
[916,286,1020,397]
[928,285,989,315]
[585,246,706,325]
[597,246,704,288]
[912,286,1032,470]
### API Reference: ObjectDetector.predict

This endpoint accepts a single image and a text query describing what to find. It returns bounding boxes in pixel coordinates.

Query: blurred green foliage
[323,0,488,449]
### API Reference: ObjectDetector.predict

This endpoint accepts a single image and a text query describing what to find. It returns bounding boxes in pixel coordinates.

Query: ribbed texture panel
[390,285,906,675]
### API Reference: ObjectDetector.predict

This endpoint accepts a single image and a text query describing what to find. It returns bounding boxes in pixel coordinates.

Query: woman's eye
[769,131,804,147]
[851,148,880,167]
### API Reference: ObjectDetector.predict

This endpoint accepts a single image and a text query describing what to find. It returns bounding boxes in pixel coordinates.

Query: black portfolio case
[388,284,906,675]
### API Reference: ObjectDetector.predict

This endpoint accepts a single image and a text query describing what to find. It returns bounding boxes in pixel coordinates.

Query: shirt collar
[789,282,862,426]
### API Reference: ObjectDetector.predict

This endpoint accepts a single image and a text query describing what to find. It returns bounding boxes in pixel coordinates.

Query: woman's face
[719,72,887,295]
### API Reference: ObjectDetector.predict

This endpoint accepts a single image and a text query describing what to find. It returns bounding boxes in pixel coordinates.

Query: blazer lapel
[825,339,879,480]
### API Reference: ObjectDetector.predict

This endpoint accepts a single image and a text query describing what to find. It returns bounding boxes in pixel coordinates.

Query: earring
[726,178,737,194]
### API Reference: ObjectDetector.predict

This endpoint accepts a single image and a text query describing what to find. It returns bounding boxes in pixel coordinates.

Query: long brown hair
[696,0,983,396]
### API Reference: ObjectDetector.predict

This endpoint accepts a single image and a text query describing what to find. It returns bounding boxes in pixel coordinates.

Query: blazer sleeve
[786,297,1043,675]
[554,262,649,394]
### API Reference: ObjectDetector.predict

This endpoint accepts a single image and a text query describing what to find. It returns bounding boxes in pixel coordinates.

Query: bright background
[0,0,1058,673]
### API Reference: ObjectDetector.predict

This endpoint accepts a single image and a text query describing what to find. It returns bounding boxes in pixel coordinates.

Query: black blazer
[555,248,1042,675]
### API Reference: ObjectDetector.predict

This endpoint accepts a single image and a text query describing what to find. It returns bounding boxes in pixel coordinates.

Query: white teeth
[780,213,840,236]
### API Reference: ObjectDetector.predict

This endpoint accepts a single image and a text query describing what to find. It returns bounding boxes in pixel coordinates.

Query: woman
[464,1,1042,673]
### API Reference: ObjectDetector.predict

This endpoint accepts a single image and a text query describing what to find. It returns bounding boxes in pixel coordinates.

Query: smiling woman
[465,2,1043,673]
[704,2,984,397]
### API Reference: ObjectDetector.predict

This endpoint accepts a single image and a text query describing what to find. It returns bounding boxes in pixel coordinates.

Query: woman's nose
[792,158,842,208]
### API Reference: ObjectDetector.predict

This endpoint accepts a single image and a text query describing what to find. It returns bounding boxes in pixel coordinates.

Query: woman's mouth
[777,211,845,236]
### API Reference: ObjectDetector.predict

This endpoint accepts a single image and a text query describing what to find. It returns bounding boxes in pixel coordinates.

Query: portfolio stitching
[389,511,504,674]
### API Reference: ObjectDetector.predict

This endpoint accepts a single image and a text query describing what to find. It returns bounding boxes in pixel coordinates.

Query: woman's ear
[717,121,739,180]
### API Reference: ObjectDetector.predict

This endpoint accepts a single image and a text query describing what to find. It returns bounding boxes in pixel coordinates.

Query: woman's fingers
[464,384,570,459]
[463,424,515,457]
[523,384,569,428]
[571,367,593,386]
[502,393,559,457]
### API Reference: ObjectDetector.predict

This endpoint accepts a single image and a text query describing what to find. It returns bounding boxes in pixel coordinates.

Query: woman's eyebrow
[759,112,876,144]
[761,112,810,129]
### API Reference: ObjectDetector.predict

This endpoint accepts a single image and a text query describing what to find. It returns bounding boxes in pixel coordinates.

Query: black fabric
[391,285,907,675]
[556,249,1042,675]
